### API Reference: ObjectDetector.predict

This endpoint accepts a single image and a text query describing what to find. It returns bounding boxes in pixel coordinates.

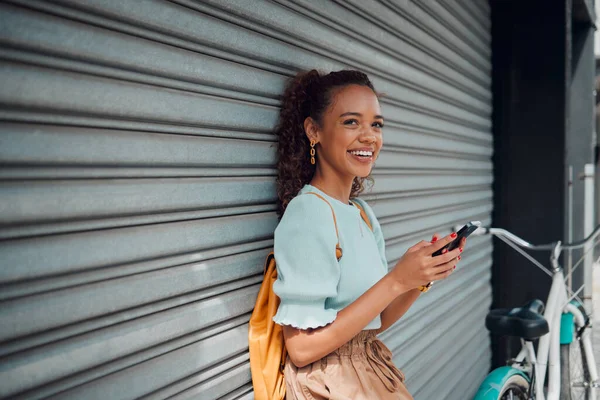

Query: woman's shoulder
[351,197,377,220]
[350,196,371,210]
[281,192,336,223]
[275,193,340,243]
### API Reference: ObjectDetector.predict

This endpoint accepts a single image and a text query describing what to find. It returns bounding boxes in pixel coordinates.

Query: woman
[272,69,465,400]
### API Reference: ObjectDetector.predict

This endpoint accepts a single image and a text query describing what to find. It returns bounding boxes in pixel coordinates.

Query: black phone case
[432,223,479,257]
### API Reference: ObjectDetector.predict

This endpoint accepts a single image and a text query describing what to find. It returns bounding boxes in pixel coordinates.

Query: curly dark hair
[275,69,377,216]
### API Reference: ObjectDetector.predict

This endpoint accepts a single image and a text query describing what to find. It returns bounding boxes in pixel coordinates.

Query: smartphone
[432,221,481,257]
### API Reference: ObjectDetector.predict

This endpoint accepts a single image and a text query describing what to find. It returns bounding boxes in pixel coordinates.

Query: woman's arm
[375,234,467,335]
[376,289,421,335]
[283,233,461,368]
[283,274,409,368]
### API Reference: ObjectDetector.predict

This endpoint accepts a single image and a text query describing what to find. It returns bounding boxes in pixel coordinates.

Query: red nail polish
[460,248,463,252]
[458,255,461,260]
[442,248,448,254]
[451,232,457,238]
[453,266,456,270]
[432,237,438,242]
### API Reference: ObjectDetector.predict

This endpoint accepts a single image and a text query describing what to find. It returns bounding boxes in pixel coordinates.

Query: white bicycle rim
[561,339,592,400]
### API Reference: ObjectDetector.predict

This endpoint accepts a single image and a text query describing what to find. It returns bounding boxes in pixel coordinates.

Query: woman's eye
[373,122,384,129]
[343,119,359,126]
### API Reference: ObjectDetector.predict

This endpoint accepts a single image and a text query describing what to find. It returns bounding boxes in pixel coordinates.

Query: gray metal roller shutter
[0,1,492,399]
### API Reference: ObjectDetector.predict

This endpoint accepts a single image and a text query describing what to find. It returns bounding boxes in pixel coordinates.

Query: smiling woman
[257,70,466,400]
[275,70,380,217]
[305,85,383,189]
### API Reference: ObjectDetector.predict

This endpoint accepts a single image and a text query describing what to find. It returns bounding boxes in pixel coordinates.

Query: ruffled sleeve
[353,198,388,271]
[272,194,341,329]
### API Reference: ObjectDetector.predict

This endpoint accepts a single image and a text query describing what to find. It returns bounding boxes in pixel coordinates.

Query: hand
[389,232,464,289]
[431,233,467,260]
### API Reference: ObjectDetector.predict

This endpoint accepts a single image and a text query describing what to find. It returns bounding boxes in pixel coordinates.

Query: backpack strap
[263,252,275,275]
[351,200,373,232]
[305,192,343,261]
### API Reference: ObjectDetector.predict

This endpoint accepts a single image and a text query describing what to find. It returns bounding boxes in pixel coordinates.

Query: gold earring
[310,140,316,165]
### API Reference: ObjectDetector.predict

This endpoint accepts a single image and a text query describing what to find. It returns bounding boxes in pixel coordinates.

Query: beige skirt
[284,330,413,400]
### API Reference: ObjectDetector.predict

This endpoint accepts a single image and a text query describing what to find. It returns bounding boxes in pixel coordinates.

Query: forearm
[376,289,421,334]
[283,274,411,367]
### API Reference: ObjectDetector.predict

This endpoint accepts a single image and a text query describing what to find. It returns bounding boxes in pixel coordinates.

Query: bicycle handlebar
[476,224,600,251]
[477,227,555,250]
[561,223,600,250]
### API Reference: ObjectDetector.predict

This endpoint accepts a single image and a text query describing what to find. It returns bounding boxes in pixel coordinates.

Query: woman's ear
[303,116,319,144]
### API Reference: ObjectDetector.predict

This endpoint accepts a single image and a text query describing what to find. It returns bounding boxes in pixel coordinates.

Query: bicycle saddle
[485,299,549,340]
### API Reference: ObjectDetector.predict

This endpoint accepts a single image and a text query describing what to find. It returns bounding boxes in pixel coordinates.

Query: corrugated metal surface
[0,0,492,398]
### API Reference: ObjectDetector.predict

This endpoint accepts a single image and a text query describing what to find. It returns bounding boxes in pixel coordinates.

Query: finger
[432,257,459,277]
[459,237,467,248]
[432,263,456,280]
[428,232,458,254]
[431,233,440,243]
[431,247,461,266]
[432,253,463,279]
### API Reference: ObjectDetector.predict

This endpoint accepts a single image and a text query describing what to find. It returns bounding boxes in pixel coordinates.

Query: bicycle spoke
[568,339,590,400]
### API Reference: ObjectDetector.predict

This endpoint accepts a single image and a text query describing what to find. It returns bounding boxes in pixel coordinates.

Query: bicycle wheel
[560,339,592,400]
[497,374,529,399]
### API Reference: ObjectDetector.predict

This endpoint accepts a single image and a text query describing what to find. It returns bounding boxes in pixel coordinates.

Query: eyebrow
[339,112,384,120]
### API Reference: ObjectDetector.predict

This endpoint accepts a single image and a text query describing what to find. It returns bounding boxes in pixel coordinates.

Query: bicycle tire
[497,374,529,400]
[560,339,592,400]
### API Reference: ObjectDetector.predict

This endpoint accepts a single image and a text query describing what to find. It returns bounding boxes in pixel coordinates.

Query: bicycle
[473,224,600,400]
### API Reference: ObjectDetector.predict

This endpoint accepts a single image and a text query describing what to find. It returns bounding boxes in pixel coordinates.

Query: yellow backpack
[248,192,372,400]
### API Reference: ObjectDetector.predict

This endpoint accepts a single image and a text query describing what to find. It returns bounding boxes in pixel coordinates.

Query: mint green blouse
[272,184,388,330]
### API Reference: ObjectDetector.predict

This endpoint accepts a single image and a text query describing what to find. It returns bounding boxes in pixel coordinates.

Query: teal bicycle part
[560,312,574,344]
[560,299,589,345]
[473,366,530,400]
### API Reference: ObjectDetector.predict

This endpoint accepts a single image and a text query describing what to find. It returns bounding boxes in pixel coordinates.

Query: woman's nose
[359,133,376,144]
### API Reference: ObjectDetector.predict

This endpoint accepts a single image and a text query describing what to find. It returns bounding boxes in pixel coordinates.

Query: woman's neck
[310,168,354,205]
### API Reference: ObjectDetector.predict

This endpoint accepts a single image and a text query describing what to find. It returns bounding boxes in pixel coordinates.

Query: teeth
[349,150,373,157]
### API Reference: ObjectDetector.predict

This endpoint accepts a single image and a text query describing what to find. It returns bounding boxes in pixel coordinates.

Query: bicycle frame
[474,226,600,400]
[511,267,597,400]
